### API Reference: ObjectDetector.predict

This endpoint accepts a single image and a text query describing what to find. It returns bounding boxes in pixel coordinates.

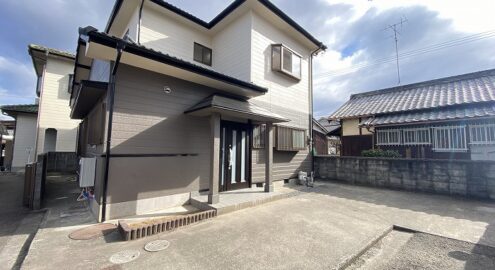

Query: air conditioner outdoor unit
[79,157,96,188]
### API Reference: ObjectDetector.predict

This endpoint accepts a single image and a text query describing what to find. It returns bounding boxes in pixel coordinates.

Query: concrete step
[118,210,217,241]
[190,187,302,216]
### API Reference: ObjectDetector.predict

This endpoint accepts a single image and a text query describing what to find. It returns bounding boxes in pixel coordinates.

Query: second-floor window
[272,44,301,80]
[194,42,212,66]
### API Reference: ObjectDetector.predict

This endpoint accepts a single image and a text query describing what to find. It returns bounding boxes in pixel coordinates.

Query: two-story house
[70,0,326,221]
[29,45,80,158]
[0,45,79,171]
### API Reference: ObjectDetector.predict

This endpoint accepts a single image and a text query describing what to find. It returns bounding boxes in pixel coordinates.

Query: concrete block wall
[315,156,495,200]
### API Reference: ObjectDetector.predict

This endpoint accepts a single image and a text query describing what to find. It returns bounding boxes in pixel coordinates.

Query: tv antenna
[384,17,408,84]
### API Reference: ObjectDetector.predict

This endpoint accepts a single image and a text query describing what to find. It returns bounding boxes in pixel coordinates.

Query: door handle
[229,144,233,168]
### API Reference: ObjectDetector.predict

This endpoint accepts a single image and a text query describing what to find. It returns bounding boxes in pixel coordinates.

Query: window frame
[376,128,402,146]
[276,126,306,151]
[271,44,302,80]
[432,125,468,152]
[469,123,495,145]
[402,127,431,145]
[193,42,212,66]
[252,124,266,149]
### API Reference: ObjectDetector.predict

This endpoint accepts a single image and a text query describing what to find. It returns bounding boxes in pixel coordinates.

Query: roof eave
[106,0,326,50]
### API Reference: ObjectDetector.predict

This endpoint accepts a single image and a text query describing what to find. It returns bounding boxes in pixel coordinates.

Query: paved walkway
[0,173,44,270]
[20,181,495,269]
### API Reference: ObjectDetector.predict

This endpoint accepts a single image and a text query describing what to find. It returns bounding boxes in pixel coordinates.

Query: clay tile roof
[329,69,495,120]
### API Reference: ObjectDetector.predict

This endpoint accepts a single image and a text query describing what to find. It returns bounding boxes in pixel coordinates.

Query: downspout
[33,61,47,160]
[101,40,126,222]
[309,46,323,176]
[137,0,145,44]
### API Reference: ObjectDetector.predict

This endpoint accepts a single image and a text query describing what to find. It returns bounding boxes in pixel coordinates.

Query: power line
[315,30,495,79]
[314,29,495,80]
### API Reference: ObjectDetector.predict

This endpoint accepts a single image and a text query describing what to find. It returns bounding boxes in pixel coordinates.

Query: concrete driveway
[21,181,495,270]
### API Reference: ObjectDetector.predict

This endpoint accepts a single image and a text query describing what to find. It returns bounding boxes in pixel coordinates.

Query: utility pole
[384,17,407,85]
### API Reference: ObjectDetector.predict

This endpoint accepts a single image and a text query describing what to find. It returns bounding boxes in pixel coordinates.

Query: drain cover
[144,240,170,252]
[69,223,117,240]
[109,250,140,264]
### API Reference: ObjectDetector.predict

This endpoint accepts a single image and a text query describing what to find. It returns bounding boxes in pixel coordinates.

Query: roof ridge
[28,44,76,59]
[350,68,495,99]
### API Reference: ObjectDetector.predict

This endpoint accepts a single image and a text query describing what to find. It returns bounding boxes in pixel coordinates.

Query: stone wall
[315,156,495,200]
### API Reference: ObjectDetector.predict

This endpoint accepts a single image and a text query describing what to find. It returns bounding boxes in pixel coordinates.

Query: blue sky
[1,0,495,120]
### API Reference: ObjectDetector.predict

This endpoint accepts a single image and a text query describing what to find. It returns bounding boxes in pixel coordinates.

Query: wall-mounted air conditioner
[79,157,96,188]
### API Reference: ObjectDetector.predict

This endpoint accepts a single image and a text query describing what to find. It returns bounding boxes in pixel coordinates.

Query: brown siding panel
[108,64,215,203]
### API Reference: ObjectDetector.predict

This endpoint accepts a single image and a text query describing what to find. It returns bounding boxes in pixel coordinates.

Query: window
[432,125,467,152]
[252,124,266,149]
[376,129,401,145]
[272,44,301,80]
[193,42,212,66]
[68,74,74,94]
[276,126,306,151]
[87,103,106,145]
[470,123,495,145]
[403,127,430,145]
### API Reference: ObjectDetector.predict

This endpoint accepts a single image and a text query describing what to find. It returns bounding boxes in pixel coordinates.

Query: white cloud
[0,56,37,104]
[307,0,495,117]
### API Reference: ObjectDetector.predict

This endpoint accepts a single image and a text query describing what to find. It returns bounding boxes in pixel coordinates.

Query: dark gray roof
[361,103,495,126]
[1,104,39,115]
[106,0,326,50]
[28,44,75,59]
[313,118,328,134]
[330,69,495,119]
[185,94,289,122]
[317,118,340,133]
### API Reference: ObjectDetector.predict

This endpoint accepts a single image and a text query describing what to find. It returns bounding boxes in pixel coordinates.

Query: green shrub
[361,149,401,158]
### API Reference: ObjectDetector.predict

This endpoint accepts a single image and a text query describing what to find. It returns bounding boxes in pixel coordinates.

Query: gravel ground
[382,232,495,270]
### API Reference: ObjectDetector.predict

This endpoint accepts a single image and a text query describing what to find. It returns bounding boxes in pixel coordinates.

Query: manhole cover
[109,250,140,264]
[69,223,117,240]
[144,240,170,252]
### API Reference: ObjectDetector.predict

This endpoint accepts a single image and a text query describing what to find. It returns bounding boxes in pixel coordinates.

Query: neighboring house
[329,69,495,160]
[312,118,329,155]
[0,105,38,171]
[0,120,15,170]
[28,45,80,156]
[317,118,341,155]
[70,0,325,220]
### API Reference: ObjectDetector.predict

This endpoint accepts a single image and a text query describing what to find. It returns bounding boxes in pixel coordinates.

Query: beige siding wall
[249,12,311,129]
[342,118,371,136]
[140,3,212,69]
[36,57,80,154]
[211,12,252,81]
[248,12,312,181]
[107,64,215,204]
[11,113,37,170]
[126,5,140,41]
[342,118,359,136]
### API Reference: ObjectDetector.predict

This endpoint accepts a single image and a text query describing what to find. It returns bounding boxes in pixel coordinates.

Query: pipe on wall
[101,40,126,222]
[309,46,324,175]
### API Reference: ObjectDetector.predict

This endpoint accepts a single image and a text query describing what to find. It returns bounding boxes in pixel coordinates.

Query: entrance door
[220,121,250,191]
